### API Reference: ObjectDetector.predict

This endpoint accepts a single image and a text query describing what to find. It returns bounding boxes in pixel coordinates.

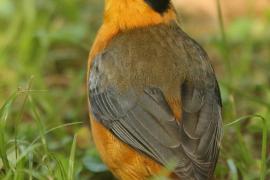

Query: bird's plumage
[88,23,222,179]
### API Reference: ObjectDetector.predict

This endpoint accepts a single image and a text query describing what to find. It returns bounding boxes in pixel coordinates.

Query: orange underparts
[90,114,166,179]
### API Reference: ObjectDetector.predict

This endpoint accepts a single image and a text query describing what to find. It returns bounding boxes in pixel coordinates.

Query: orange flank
[90,114,165,180]
[166,97,182,121]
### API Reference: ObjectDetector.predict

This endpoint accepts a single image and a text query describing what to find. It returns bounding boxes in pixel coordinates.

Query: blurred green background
[0,0,269,179]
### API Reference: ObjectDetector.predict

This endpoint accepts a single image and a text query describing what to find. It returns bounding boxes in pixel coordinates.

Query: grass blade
[0,93,17,171]
[225,114,268,179]
[68,134,77,180]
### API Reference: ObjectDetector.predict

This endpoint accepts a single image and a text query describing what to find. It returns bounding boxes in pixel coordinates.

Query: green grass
[0,0,269,179]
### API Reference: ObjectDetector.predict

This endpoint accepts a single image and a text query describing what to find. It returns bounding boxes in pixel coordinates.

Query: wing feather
[88,23,223,180]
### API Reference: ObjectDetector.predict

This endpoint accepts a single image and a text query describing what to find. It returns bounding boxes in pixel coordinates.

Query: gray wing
[88,26,222,180]
[178,80,222,179]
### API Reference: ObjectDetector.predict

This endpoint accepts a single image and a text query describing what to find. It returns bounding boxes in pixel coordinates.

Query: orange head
[103,0,176,30]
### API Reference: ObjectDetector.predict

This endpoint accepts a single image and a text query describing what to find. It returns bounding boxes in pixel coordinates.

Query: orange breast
[90,114,165,180]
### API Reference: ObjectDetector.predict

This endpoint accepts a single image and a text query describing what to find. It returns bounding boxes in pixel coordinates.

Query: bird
[87,0,223,179]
